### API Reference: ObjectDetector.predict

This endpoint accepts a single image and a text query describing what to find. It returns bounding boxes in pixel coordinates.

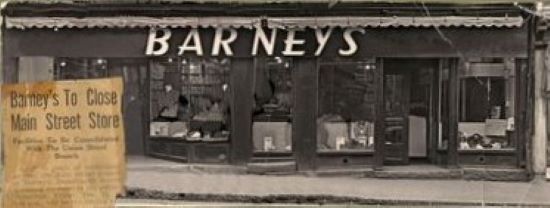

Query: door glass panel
[384,74,407,146]
[382,61,411,164]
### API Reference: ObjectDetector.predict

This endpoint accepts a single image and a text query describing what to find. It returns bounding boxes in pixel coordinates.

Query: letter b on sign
[146,28,172,56]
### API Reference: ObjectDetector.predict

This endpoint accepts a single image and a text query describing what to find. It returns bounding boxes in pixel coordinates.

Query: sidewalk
[125,156,550,206]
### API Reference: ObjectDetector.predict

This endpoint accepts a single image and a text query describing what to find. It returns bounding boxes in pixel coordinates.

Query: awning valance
[5,17,264,29]
[5,16,524,29]
[267,16,523,28]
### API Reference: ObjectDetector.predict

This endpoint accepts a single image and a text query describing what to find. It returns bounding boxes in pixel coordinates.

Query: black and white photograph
[0,0,549,207]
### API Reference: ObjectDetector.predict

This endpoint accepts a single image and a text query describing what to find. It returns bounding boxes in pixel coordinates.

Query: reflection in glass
[54,58,108,80]
[149,57,231,141]
[317,61,376,151]
[253,57,293,152]
[458,58,515,150]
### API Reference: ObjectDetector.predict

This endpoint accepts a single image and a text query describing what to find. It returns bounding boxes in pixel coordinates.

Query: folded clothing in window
[193,102,224,121]
[150,122,170,136]
[193,112,224,121]
[150,122,188,138]
[168,122,188,137]
[190,121,223,135]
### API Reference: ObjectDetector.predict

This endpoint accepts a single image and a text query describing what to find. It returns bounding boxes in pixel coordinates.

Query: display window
[252,57,293,153]
[55,58,109,80]
[317,60,377,152]
[149,57,231,142]
[458,58,516,150]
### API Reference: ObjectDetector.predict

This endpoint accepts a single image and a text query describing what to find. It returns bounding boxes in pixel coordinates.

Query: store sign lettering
[145,27,365,56]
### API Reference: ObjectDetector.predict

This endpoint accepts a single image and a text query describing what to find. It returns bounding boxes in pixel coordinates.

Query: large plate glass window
[149,57,231,142]
[252,57,293,153]
[458,58,516,150]
[317,60,377,152]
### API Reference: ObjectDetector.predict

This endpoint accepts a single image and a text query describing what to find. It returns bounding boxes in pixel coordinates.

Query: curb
[129,164,530,181]
[122,187,550,207]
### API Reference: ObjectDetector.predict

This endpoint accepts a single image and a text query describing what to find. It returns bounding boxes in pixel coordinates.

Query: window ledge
[253,150,293,156]
[458,148,516,154]
[149,136,229,143]
[317,150,374,156]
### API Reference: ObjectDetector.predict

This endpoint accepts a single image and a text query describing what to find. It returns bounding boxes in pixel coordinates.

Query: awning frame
[5,16,525,29]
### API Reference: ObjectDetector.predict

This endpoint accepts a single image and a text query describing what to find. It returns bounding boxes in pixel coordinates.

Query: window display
[317,61,376,151]
[252,57,293,152]
[150,57,231,142]
[458,58,516,150]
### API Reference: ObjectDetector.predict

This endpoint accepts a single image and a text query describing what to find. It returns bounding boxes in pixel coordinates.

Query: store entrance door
[109,59,148,155]
[381,59,439,166]
[383,67,411,165]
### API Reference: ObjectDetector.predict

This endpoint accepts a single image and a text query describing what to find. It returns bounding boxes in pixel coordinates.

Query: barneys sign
[145,27,366,57]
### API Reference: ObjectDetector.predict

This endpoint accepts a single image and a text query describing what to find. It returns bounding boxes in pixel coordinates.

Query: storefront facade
[2,2,536,173]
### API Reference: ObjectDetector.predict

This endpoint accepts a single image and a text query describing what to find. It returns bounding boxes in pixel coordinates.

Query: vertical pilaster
[293,58,317,171]
[374,58,385,170]
[447,58,459,168]
[230,58,254,165]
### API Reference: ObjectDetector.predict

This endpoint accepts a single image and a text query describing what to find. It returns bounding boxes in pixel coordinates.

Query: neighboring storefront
[1,2,535,172]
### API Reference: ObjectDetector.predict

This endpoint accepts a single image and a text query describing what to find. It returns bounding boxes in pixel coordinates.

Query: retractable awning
[5,16,524,29]
[267,16,523,28]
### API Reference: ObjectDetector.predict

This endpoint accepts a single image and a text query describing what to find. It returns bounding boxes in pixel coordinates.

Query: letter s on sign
[146,28,172,56]
[338,28,365,56]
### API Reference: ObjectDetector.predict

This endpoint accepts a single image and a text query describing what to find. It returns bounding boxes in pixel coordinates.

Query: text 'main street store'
[2,2,536,176]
